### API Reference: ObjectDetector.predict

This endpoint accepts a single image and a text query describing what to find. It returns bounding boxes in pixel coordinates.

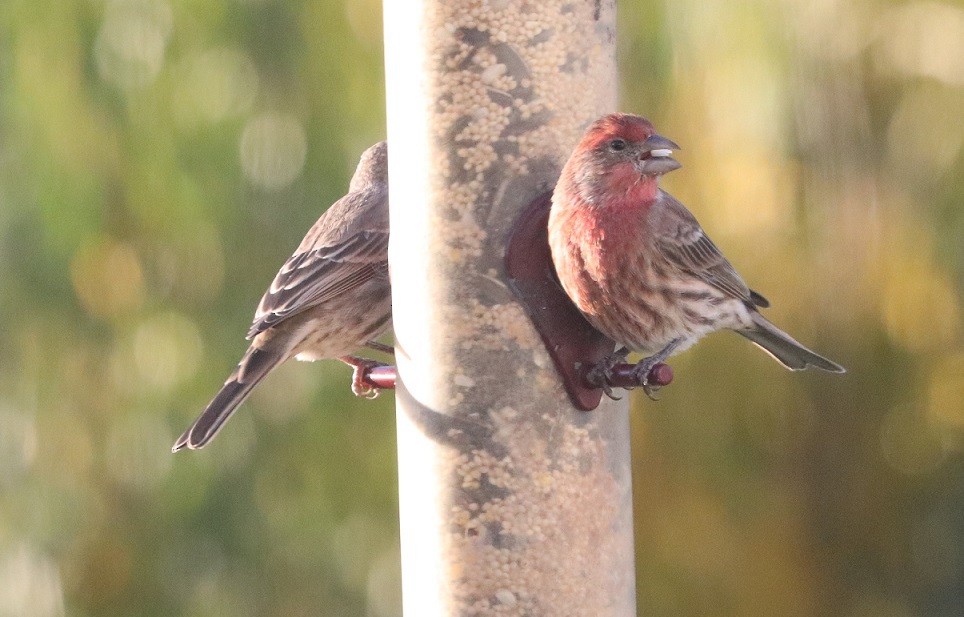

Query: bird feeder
[384,0,637,614]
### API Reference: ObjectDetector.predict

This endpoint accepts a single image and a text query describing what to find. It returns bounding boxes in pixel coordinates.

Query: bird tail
[737,312,845,373]
[172,344,286,452]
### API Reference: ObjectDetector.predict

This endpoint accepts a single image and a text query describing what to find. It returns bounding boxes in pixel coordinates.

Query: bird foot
[631,357,665,400]
[340,356,387,398]
[585,355,674,401]
[626,339,680,400]
[585,348,631,400]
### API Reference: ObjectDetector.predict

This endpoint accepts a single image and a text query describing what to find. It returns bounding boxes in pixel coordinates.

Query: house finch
[173,141,392,451]
[548,113,844,396]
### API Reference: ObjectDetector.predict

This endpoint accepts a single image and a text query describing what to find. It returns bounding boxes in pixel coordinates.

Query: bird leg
[365,341,395,355]
[630,338,681,400]
[585,347,631,400]
[339,356,388,399]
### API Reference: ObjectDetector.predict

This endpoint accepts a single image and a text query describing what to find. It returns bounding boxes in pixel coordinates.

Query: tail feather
[172,345,285,452]
[737,312,845,373]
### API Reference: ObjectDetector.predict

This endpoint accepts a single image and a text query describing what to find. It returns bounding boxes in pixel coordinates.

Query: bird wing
[247,230,389,338]
[652,191,759,305]
[246,190,389,339]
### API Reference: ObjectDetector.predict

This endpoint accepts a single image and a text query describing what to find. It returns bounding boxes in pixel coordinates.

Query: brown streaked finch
[173,141,392,451]
[548,113,844,397]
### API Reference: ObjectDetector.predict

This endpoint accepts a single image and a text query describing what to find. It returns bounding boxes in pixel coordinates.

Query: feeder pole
[383,1,633,615]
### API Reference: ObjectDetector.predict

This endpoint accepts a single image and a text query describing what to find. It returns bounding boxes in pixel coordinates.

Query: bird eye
[608,139,627,152]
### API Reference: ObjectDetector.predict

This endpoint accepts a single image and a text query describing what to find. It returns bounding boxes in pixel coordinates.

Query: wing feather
[247,229,389,338]
[652,191,762,305]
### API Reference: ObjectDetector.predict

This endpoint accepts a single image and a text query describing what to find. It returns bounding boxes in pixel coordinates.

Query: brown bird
[173,141,392,451]
[548,113,844,396]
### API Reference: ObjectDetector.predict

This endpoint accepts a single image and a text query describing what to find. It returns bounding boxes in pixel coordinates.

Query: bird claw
[342,356,387,398]
[597,379,622,401]
[585,364,619,399]
[631,358,662,401]
[350,363,381,398]
[584,349,630,400]
[641,382,661,401]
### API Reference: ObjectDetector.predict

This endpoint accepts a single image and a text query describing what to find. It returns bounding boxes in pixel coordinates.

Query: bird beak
[638,134,681,175]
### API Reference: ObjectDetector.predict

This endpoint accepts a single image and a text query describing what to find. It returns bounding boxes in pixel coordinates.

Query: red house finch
[173,141,392,451]
[548,114,844,396]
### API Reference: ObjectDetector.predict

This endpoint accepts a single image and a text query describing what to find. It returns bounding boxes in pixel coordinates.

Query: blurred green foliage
[0,0,961,616]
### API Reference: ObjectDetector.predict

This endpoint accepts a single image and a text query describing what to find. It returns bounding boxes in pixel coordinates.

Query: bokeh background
[0,0,961,615]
